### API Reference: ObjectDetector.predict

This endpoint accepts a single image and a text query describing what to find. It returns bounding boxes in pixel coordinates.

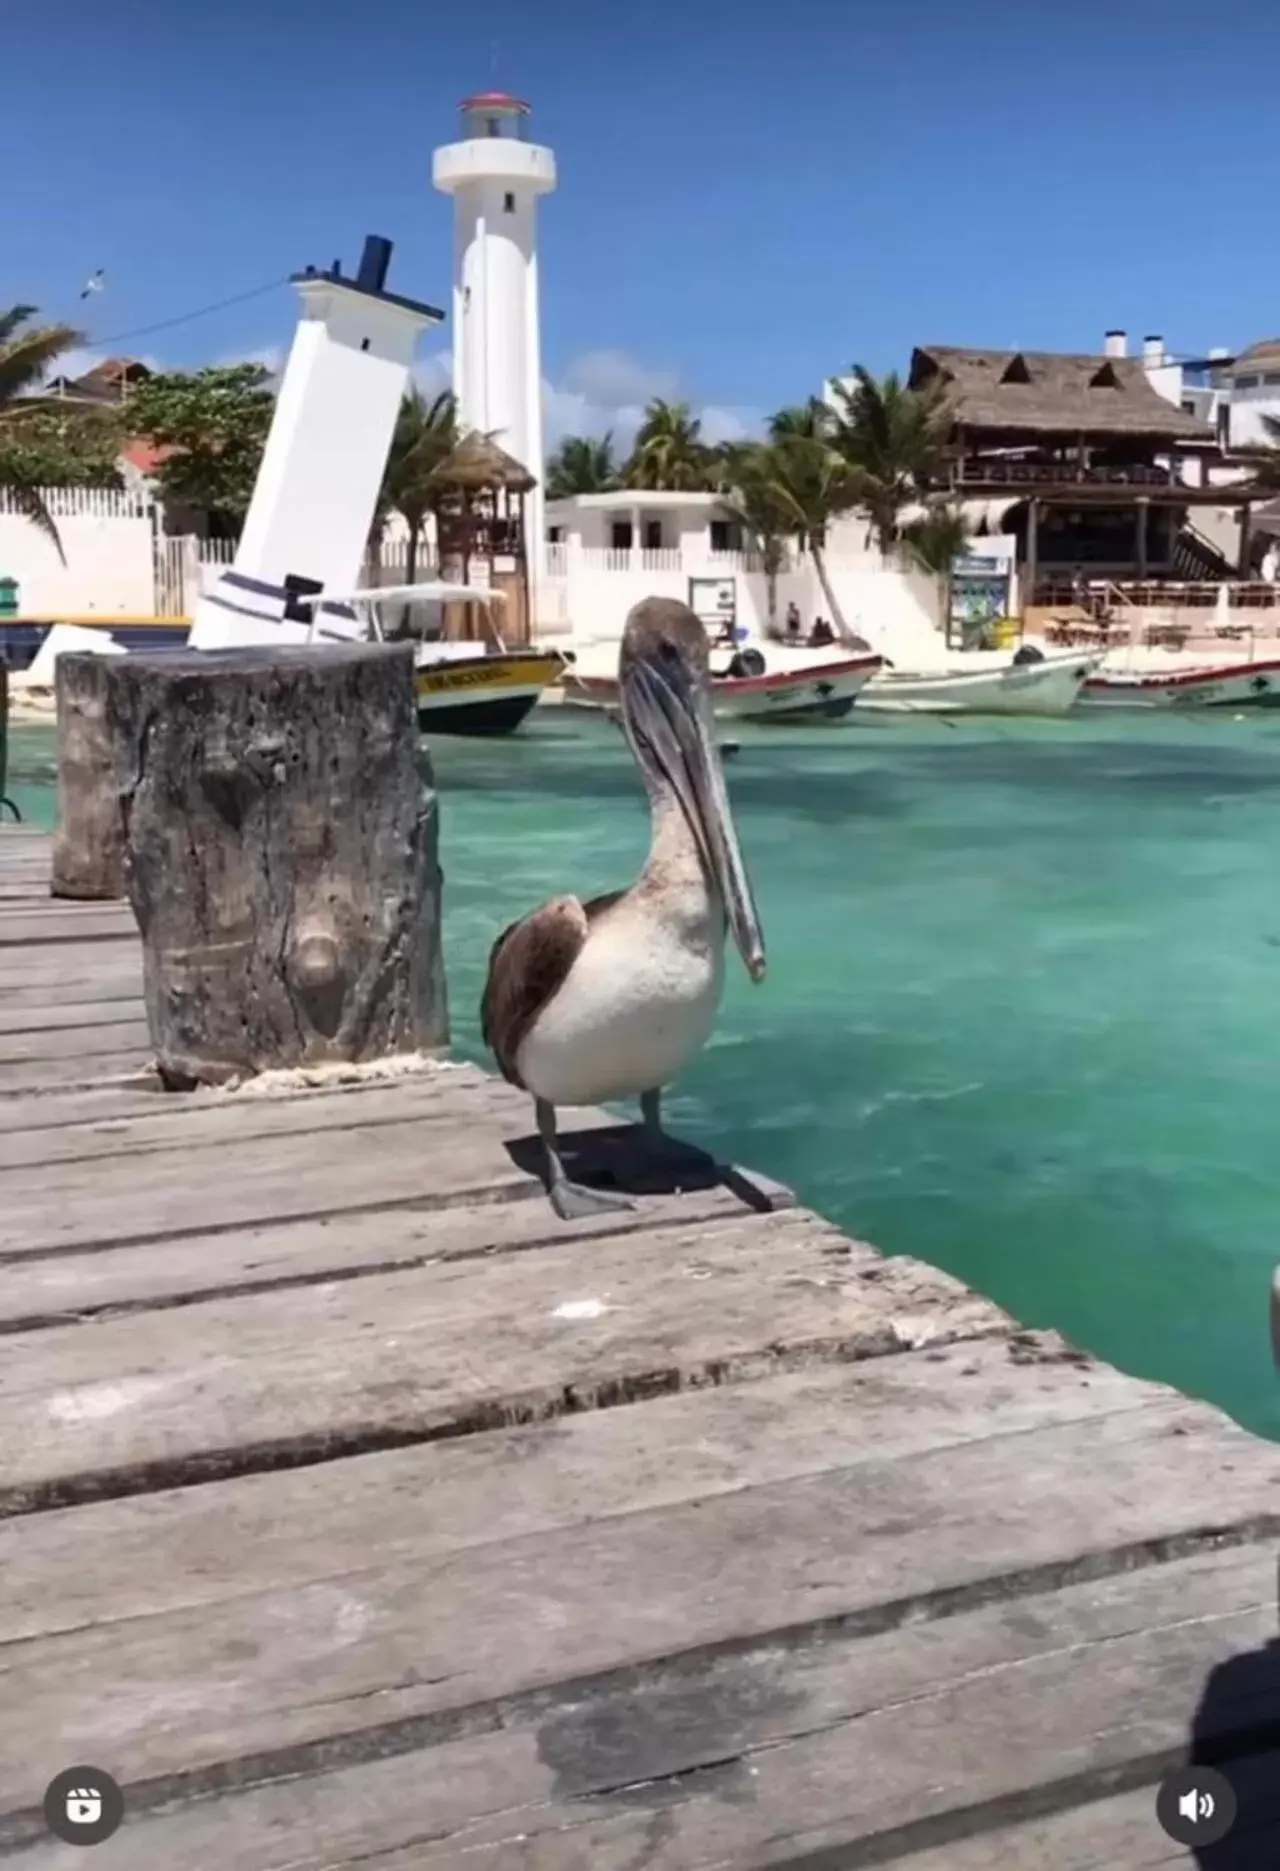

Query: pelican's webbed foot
[537,1099,633,1220]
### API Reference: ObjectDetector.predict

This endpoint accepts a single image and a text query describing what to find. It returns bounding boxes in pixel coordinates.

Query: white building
[1212,339,1280,449]
[433,93,555,608]
[1106,328,1280,455]
[542,490,951,661]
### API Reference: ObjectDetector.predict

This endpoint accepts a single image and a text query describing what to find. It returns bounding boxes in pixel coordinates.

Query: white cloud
[412,350,453,398]
[560,349,680,407]
[698,405,760,446]
[546,350,761,450]
[66,334,759,452]
[214,344,285,377]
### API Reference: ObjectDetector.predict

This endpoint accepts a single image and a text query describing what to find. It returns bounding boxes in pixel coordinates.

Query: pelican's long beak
[622,650,767,982]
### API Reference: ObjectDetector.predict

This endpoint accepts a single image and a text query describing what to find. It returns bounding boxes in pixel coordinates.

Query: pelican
[481,597,766,1219]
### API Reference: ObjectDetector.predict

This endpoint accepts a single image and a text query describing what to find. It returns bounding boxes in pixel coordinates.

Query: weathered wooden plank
[0,867,55,883]
[0,1215,1009,1501]
[0,875,127,903]
[0,1079,166,1130]
[1,1540,1275,1857]
[28,1766,1247,1871]
[0,881,55,902]
[0,1047,154,1093]
[0,1399,1274,1799]
[0,894,131,919]
[887,1765,1279,1871]
[375,1561,1279,1870]
[0,1182,755,1326]
[0,968,143,1010]
[0,892,50,910]
[0,1017,151,1064]
[0,996,144,1035]
[0,943,141,992]
[0,1062,496,1140]
[0,1336,1136,1642]
[0,1104,761,1254]
[0,1063,533,1166]
[0,907,135,945]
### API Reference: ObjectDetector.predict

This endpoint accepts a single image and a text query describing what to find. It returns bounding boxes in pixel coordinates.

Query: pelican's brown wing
[480,891,623,1089]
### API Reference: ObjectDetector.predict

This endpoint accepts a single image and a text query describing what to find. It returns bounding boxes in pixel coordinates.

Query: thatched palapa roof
[1231,338,1280,376]
[431,429,537,492]
[910,345,1213,441]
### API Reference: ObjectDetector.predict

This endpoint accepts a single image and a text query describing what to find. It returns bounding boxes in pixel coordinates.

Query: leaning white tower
[433,93,556,610]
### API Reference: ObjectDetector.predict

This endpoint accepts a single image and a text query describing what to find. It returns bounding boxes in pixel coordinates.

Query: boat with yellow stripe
[331,581,566,737]
[413,643,565,734]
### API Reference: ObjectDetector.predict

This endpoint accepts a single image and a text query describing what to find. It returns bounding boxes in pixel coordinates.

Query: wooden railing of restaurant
[1034,580,1280,653]
[957,461,1177,489]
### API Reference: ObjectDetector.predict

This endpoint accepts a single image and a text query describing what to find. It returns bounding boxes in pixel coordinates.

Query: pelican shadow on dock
[503,1118,794,1214]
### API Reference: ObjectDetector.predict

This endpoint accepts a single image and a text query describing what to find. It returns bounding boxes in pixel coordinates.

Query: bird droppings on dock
[1,825,1279,1865]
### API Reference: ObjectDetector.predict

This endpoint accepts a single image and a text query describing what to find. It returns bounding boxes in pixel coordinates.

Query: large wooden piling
[50,651,126,899]
[105,641,447,1087]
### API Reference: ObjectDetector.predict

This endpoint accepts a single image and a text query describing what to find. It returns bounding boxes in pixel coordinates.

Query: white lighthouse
[189,236,443,649]
[432,93,556,604]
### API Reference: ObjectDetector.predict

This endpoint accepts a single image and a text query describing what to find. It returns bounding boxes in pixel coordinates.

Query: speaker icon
[1158,1767,1236,1846]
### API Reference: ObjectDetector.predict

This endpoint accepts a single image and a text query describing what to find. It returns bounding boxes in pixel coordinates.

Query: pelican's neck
[636,773,722,940]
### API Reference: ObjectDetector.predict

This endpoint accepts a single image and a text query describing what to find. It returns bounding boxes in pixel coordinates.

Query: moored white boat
[858,649,1099,717]
[562,649,883,723]
[1079,657,1280,710]
[413,639,566,734]
[339,585,566,737]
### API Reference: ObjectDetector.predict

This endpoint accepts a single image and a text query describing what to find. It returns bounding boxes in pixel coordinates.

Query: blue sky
[5,0,1277,444]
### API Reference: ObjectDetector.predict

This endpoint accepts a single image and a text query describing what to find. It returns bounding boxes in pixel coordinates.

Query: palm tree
[900,504,972,644]
[371,388,457,589]
[827,366,952,555]
[718,442,792,634]
[545,433,620,498]
[755,411,859,637]
[768,399,832,443]
[1243,413,1280,489]
[624,398,716,491]
[0,306,86,561]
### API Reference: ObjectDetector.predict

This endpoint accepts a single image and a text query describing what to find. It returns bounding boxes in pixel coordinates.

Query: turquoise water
[11,708,1280,1441]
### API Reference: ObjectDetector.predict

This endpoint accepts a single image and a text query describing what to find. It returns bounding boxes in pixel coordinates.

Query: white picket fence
[154,536,458,616]
[152,535,236,615]
[0,485,152,521]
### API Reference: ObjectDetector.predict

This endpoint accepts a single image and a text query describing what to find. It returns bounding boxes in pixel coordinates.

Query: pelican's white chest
[515,879,726,1108]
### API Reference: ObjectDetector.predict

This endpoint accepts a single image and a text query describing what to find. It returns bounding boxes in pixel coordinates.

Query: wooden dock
[1,825,1279,1867]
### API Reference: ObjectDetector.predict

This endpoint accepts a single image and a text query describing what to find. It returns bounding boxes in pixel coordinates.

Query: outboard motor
[726,646,767,679]
[1012,643,1045,666]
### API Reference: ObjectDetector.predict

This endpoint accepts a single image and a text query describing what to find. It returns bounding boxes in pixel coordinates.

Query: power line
[81,277,291,351]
